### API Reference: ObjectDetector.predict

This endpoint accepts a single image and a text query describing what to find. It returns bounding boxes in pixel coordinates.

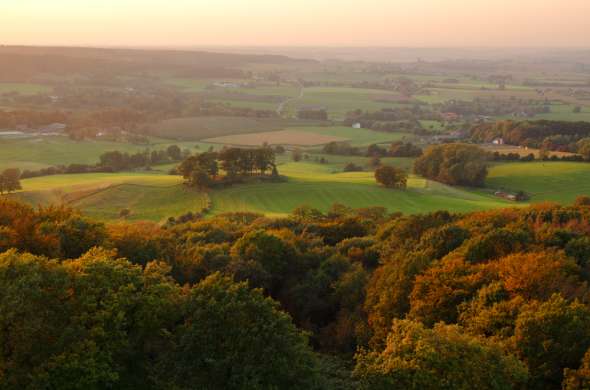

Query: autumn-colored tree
[0,168,21,194]
[409,257,492,326]
[563,349,590,390]
[374,165,407,189]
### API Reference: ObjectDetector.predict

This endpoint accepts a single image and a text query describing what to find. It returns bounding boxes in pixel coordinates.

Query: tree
[414,144,488,186]
[292,149,303,162]
[0,168,21,194]
[513,294,590,389]
[563,349,590,390]
[152,273,319,390]
[374,165,407,189]
[353,319,527,390]
[166,144,182,160]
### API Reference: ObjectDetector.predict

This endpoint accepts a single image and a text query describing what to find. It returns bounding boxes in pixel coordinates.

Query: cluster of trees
[436,98,549,118]
[19,145,186,179]
[322,141,422,159]
[4,197,590,387]
[0,109,67,129]
[367,141,422,158]
[470,120,590,153]
[489,151,586,163]
[0,168,21,194]
[177,147,278,189]
[414,143,489,186]
[99,145,185,171]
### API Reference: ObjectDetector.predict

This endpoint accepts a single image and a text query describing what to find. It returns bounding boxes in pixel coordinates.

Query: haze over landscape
[3,1,590,389]
[2,0,589,47]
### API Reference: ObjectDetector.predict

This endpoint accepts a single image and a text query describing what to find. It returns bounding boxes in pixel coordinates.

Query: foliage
[374,165,407,188]
[414,143,488,186]
[354,319,528,390]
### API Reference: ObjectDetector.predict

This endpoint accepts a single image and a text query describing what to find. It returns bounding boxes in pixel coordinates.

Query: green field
[208,161,510,216]
[293,126,414,147]
[9,159,590,223]
[0,136,197,171]
[12,172,209,222]
[486,161,590,204]
[285,87,407,119]
[148,116,307,140]
[0,82,50,95]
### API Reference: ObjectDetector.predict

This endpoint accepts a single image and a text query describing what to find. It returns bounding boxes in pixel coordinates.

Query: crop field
[0,82,50,95]
[148,116,308,140]
[12,172,209,222]
[486,161,590,203]
[294,126,414,147]
[284,87,408,119]
[0,135,197,171]
[203,129,347,146]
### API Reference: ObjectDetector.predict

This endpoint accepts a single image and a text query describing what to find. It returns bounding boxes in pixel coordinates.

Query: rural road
[276,81,304,116]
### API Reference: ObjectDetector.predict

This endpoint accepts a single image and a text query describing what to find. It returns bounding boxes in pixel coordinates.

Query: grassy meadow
[12,172,209,222]
[486,161,590,204]
[0,135,198,171]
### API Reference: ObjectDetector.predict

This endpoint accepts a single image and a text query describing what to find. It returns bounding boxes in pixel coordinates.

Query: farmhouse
[352,123,361,129]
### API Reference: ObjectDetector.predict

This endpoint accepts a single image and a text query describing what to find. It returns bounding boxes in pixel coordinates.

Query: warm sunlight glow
[1,0,589,47]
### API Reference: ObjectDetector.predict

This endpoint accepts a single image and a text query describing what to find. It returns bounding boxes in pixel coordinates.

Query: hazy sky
[1,0,589,47]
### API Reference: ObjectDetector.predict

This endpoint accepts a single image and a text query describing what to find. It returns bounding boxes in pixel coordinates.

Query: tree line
[19,145,186,179]
[470,120,590,154]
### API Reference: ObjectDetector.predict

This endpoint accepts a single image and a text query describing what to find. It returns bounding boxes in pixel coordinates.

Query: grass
[0,135,197,171]
[486,161,590,204]
[10,158,590,223]
[12,172,209,223]
[203,129,347,146]
[292,126,414,147]
[148,116,301,141]
[285,86,407,119]
[208,161,511,217]
[0,82,50,95]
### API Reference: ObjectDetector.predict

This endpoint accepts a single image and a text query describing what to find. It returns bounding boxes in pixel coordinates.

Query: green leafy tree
[414,144,488,186]
[152,273,319,390]
[354,319,527,390]
[513,294,590,389]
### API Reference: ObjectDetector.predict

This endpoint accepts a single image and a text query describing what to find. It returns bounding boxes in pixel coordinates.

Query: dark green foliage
[414,143,488,186]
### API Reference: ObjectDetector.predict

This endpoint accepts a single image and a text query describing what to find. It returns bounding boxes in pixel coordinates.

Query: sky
[1,0,589,48]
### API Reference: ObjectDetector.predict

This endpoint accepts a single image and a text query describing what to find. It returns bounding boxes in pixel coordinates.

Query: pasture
[294,126,414,147]
[208,161,511,217]
[148,116,306,140]
[0,135,197,171]
[203,129,347,146]
[284,86,408,119]
[486,161,590,204]
[13,172,209,222]
[0,82,50,95]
